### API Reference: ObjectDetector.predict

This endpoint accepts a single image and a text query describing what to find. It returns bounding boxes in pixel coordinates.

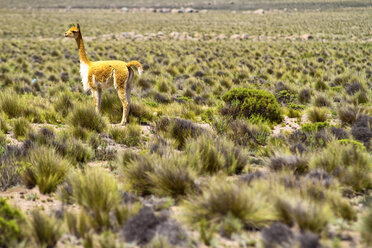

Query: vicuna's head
[64,24,80,39]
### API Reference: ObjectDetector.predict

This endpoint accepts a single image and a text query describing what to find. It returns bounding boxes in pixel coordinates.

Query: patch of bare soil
[0,186,65,214]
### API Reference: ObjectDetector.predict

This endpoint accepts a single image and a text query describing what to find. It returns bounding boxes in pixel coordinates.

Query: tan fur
[65,24,143,125]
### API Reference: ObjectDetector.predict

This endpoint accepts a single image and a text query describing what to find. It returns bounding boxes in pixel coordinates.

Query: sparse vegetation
[0,1,370,246]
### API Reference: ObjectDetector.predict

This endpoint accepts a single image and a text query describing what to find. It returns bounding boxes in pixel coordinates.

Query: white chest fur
[80,63,89,91]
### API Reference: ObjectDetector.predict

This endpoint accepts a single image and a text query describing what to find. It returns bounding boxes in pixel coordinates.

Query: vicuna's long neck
[75,33,90,65]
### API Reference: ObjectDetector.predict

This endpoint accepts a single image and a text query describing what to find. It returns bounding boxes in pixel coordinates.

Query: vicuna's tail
[126,61,143,76]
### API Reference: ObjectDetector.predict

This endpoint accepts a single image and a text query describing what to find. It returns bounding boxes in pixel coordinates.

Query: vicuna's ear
[77,24,80,30]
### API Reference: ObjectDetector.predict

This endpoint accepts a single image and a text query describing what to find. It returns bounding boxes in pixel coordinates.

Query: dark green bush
[0,198,23,247]
[221,88,282,123]
[301,122,329,133]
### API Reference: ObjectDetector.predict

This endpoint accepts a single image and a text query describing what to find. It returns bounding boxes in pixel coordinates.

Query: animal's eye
[72,31,77,33]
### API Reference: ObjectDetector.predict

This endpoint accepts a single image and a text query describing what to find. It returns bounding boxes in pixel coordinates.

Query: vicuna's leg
[118,68,134,126]
[118,88,129,126]
[97,88,102,113]
[92,89,100,113]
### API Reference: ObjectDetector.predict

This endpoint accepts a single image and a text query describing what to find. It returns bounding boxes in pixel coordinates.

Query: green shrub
[149,155,196,199]
[311,142,372,192]
[68,105,107,132]
[186,135,248,175]
[221,88,282,123]
[301,122,329,133]
[25,146,70,194]
[12,117,31,139]
[338,139,365,150]
[0,198,23,247]
[69,167,119,230]
[306,107,329,123]
[26,210,62,247]
[182,179,275,229]
[109,124,142,147]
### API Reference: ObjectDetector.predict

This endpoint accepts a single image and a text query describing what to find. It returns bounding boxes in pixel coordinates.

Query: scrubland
[0,1,371,247]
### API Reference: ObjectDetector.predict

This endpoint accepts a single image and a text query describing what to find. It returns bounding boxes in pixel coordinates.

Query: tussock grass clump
[26,210,62,248]
[221,88,282,123]
[0,114,9,133]
[269,154,309,175]
[351,115,372,148]
[0,90,26,118]
[149,155,196,199]
[361,206,372,245]
[0,156,22,191]
[311,142,372,192]
[66,138,94,164]
[338,106,359,125]
[182,179,275,229]
[68,105,107,132]
[227,119,270,147]
[24,146,70,194]
[156,117,205,149]
[298,88,311,104]
[129,102,154,123]
[306,107,329,123]
[120,153,155,196]
[0,198,23,247]
[313,94,330,107]
[275,197,332,234]
[53,93,74,118]
[67,167,120,230]
[186,135,248,175]
[101,90,123,123]
[109,124,142,147]
[12,117,31,139]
